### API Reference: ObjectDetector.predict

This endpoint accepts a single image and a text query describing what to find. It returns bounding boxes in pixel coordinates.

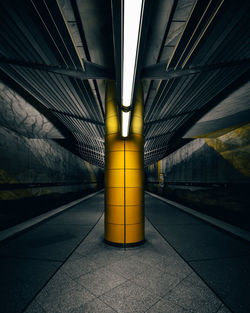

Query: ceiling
[0,0,249,168]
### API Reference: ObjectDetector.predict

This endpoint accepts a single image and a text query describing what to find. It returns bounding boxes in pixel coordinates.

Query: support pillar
[104,81,144,246]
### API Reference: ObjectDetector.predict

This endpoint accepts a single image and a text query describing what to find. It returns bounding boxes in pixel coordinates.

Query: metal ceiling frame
[0,0,249,168]
[0,57,114,80]
[141,59,250,80]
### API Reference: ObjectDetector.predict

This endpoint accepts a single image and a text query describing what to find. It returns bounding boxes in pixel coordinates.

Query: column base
[104,239,145,248]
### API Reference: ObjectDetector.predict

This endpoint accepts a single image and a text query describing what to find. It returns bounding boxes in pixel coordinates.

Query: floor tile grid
[63,270,120,313]
[68,218,223,313]
[25,214,226,313]
[24,218,173,312]
[29,242,127,312]
[95,238,219,311]
[145,215,233,313]
[96,226,222,312]
[22,212,104,313]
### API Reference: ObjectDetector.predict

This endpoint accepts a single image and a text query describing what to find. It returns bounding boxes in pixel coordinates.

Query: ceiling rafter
[0,57,114,80]
[141,58,250,80]
[49,108,104,126]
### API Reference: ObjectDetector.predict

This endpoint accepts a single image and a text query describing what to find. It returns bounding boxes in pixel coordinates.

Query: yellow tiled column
[105,81,144,246]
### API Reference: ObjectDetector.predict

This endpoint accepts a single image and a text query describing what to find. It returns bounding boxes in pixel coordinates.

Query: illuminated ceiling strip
[122,0,143,108]
[121,0,144,137]
[121,111,131,137]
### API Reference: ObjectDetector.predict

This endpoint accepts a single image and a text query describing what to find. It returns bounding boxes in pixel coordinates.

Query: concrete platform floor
[0,192,249,313]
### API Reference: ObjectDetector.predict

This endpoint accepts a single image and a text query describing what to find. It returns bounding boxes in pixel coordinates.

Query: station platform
[0,192,249,313]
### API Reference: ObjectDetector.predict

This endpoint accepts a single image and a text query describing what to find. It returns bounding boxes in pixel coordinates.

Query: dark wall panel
[0,126,103,231]
[146,124,250,230]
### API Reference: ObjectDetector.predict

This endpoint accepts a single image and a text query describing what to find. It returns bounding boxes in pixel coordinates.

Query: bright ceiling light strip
[122,0,143,108]
[122,111,131,137]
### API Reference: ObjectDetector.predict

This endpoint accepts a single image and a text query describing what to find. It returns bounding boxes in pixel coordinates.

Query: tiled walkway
[0,193,104,313]
[24,218,226,313]
[145,194,250,313]
[1,192,249,313]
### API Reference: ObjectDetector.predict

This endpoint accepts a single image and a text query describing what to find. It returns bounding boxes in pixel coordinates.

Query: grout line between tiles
[145,216,233,313]
[21,210,104,313]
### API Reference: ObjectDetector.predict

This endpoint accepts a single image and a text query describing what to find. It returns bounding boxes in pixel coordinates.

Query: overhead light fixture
[121,0,144,137]
[122,0,143,108]
[121,111,131,138]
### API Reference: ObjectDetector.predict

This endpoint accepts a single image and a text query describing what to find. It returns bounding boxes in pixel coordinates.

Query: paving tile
[0,224,92,261]
[46,210,102,225]
[61,255,101,278]
[77,267,127,296]
[75,240,101,255]
[127,244,175,266]
[24,300,46,313]
[68,298,117,313]
[7,192,233,313]
[86,248,126,267]
[146,193,250,313]
[165,276,222,313]
[145,199,199,226]
[190,256,250,313]
[100,280,161,313]
[104,256,157,280]
[41,270,79,294]
[1,279,36,313]
[69,251,88,260]
[155,256,193,279]
[0,256,59,313]
[217,304,233,313]
[112,244,147,256]
[184,272,210,288]
[155,223,250,261]
[145,298,191,313]
[36,284,95,313]
[132,267,182,297]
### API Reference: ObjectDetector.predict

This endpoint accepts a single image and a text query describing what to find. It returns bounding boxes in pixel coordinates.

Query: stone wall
[0,82,103,230]
[146,124,250,230]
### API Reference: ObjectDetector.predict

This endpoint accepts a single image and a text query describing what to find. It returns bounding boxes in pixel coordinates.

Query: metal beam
[129,0,154,119]
[111,0,122,109]
[145,131,174,141]
[162,69,250,158]
[144,110,198,126]
[141,59,250,80]
[144,0,178,112]
[0,57,114,80]
[67,0,105,119]
[49,109,104,126]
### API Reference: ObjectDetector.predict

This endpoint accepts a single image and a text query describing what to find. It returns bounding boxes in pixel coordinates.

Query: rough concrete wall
[0,81,104,230]
[145,124,250,230]
[164,138,249,184]
[0,126,102,197]
[147,123,250,183]
[0,126,103,230]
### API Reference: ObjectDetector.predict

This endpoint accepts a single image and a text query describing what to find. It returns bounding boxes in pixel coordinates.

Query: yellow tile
[126,223,144,244]
[125,187,144,205]
[125,169,143,187]
[105,187,124,205]
[105,169,124,187]
[125,205,144,224]
[105,223,125,244]
[106,151,124,169]
[105,205,124,224]
[125,151,143,169]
